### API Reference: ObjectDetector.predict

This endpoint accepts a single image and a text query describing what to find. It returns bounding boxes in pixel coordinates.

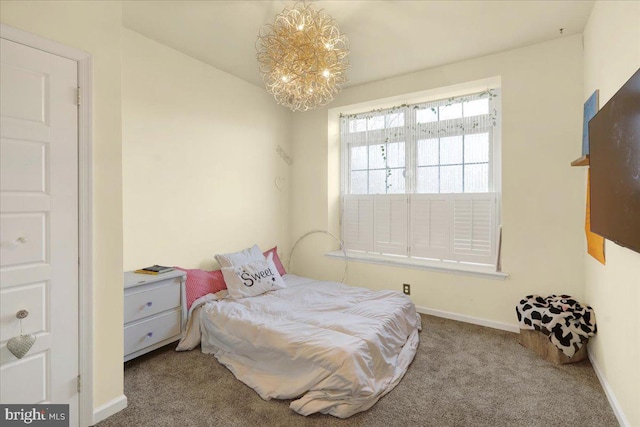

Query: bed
[176,250,421,418]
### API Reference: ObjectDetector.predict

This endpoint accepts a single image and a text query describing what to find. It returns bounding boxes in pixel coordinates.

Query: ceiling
[123,0,595,89]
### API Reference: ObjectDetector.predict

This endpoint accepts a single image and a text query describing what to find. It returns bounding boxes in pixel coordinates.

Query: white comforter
[177,274,421,418]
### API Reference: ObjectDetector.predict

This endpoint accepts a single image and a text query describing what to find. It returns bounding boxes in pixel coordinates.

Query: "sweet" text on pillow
[240,267,276,287]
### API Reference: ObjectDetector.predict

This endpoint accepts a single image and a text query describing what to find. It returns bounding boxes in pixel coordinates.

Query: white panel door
[0,38,79,425]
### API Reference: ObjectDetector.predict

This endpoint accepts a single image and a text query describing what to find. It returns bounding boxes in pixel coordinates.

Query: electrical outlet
[403,283,411,295]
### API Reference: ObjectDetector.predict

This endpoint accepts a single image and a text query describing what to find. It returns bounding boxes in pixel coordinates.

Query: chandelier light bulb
[256,2,349,112]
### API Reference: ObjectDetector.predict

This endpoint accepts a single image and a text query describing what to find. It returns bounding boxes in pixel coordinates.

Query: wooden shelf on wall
[571,155,590,167]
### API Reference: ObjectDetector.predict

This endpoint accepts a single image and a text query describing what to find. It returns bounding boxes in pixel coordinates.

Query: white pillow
[215,244,264,268]
[221,252,286,299]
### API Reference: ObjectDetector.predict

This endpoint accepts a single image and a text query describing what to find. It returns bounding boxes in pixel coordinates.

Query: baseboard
[92,394,127,425]
[588,348,630,427]
[416,305,520,333]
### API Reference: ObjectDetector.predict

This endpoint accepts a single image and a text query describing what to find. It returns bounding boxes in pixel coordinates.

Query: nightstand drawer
[124,279,180,324]
[124,308,181,356]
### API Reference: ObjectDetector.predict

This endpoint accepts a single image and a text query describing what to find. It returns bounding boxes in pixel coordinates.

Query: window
[340,89,500,267]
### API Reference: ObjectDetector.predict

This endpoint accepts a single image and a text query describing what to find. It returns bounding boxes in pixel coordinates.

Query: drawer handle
[146,301,153,307]
[146,332,153,338]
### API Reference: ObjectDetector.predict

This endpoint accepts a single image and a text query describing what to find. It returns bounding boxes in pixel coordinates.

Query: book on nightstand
[134,265,174,275]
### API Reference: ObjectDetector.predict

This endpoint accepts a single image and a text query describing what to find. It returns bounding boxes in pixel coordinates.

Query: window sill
[324,250,509,280]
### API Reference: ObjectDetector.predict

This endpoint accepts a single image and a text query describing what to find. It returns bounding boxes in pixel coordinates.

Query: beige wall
[291,35,585,328]
[122,29,293,271]
[583,2,640,425]
[0,0,124,411]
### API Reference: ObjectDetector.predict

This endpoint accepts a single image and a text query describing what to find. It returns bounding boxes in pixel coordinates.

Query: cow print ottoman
[516,295,597,360]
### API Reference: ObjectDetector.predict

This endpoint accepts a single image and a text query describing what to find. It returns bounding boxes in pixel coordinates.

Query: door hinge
[77,375,81,393]
[77,87,81,106]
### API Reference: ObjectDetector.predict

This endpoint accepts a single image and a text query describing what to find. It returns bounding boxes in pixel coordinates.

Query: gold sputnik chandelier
[256,2,349,112]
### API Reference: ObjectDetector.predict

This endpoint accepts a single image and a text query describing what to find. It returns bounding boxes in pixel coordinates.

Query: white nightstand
[123,269,186,362]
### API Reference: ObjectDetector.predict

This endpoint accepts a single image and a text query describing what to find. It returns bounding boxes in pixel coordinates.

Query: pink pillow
[174,267,227,310]
[263,246,286,276]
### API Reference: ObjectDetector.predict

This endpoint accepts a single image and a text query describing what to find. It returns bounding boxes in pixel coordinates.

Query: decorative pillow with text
[221,252,286,299]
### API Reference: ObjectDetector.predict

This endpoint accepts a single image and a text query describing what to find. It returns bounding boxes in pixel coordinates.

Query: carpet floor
[98,315,618,427]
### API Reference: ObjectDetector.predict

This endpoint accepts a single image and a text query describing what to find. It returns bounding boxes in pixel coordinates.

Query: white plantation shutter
[409,195,451,259]
[343,195,374,252]
[374,195,408,255]
[452,194,496,264]
[408,193,496,263]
